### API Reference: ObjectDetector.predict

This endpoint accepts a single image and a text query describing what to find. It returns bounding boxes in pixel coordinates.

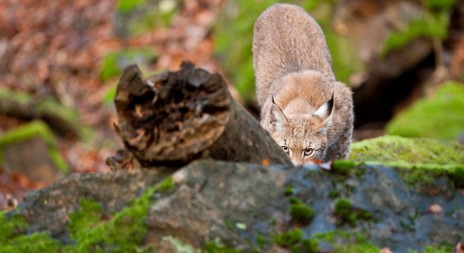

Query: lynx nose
[291,155,304,166]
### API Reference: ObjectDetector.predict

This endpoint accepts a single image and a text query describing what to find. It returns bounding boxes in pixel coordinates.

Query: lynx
[253,3,354,165]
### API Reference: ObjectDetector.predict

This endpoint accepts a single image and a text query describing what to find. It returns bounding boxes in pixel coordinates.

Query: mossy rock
[0,121,69,174]
[0,177,176,252]
[2,159,463,252]
[350,135,464,186]
[350,135,463,167]
[386,82,464,140]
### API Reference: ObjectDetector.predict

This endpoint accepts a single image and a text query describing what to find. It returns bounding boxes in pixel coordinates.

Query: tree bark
[111,61,291,167]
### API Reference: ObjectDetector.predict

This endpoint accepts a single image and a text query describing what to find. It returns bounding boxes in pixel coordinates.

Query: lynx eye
[281,146,289,154]
[303,148,314,157]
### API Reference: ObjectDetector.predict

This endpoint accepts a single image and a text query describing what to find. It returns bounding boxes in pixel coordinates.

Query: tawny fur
[253,3,354,165]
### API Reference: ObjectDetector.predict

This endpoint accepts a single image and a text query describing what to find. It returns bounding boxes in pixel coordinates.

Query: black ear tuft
[314,94,334,120]
[327,93,334,115]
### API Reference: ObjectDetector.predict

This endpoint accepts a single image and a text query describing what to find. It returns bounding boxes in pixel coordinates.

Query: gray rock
[9,160,464,252]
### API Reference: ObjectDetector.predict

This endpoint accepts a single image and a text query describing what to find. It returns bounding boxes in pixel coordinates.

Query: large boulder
[2,157,463,253]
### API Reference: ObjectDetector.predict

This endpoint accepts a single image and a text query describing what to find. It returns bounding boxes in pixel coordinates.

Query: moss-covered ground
[350,135,464,186]
[0,176,176,253]
[350,135,463,169]
[386,82,464,140]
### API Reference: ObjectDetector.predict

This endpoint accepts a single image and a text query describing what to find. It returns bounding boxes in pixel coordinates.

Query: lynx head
[268,95,334,165]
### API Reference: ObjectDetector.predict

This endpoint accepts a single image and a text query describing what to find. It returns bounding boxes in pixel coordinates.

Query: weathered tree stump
[111,61,291,167]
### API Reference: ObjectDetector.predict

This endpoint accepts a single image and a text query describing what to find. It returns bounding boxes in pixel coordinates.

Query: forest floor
[0,0,227,209]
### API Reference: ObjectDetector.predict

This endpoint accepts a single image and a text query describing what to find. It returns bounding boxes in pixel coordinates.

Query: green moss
[331,160,356,175]
[287,195,314,225]
[0,212,26,243]
[0,212,61,253]
[274,229,318,253]
[100,53,120,81]
[334,198,352,214]
[328,189,341,199]
[298,239,319,253]
[333,198,374,227]
[425,0,456,11]
[284,184,294,196]
[117,0,147,13]
[334,198,356,226]
[350,135,464,168]
[382,12,449,55]
[334,243,380,253]
[256,233,267,248]
[0,87,31,106]
[65,187,156,253]
[35,98,81,134]
[356,210,374,221]
[289,197,301,205]
[66,198,103,240]
[350,135,464,186]
[0,232,61,253]
[0,121,69,174]
[315,231,379,253]
[224,219,234,231]
[423,245,453,253]
[290,202,314,225]
[64,180,175,252]
[274,229,303,248]
[382,0,454,56]
[100,48,156,81]
[0,121,56,148]
[0,184,162,252]
[386,82,464,140]
[154,176,175,193]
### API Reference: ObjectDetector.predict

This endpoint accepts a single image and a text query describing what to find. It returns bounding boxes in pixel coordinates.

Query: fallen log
[110,61,291,167]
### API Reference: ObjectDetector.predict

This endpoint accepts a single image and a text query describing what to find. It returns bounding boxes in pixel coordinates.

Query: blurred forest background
[0,0,463,210]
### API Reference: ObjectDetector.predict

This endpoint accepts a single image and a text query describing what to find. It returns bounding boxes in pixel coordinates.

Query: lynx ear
[313,94,334,125]
[270,97,287,131]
